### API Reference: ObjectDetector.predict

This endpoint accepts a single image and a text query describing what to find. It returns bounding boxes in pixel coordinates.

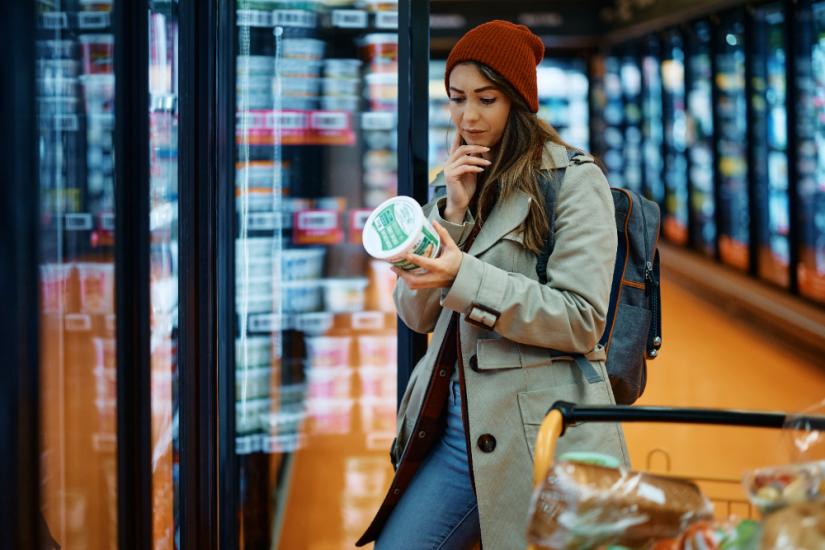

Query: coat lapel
[467,190,532,257]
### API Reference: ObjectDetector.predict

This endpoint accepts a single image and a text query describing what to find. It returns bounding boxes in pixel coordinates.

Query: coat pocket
[517,380,612,461]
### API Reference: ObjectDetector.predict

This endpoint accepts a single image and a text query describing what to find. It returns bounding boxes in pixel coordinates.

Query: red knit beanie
[445,20,545,113]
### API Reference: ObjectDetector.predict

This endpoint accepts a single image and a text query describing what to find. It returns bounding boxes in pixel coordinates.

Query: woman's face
[448,62,512,151]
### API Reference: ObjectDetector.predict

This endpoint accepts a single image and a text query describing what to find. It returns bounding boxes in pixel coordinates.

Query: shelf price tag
[246,212,283,232]
[273,10,317,28]
[374,11,398,29]
[332,9,368,28]
[293,210,342,245]
[348,209,372,245]
[237,9,273,27]
[78,11,110,29]
[310,111,350,131]
[40,12,69,30]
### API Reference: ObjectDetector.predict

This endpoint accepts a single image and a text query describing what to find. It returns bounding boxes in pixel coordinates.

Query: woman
[357,20,628,550]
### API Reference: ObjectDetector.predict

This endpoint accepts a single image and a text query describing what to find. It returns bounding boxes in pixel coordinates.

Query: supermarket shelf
[236,8,397,31]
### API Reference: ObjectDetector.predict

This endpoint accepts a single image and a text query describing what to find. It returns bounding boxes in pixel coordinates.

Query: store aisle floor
[278,277,825,549]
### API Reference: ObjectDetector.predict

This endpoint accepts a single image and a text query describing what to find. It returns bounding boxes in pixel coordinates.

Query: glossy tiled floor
[278,277,825,549]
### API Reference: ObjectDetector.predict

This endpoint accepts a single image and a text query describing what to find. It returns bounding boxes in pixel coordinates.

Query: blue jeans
[375,380,481,550]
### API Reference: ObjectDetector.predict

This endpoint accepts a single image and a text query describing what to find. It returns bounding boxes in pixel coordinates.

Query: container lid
[362,195,424,260]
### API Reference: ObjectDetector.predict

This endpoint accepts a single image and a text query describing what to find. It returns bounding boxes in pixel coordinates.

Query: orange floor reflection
[278,274,825,549]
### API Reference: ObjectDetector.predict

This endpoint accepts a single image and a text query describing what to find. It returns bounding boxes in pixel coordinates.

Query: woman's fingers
[449,130,462,156]
[447,155,491,169]
[447,145,489,164]
[431,220,458,250]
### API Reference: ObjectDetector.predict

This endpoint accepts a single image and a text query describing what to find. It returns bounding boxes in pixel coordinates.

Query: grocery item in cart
[527,461,713,550]
[362,196,440,272]
[742,460,825,514]
[760,501,825,550]
[648,519,761,550]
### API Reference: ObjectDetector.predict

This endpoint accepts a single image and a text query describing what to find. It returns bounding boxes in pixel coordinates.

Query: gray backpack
[538,151,662,405]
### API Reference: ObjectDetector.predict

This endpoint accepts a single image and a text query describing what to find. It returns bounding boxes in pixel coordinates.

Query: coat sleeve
[393,195,475,334]
[441,163,617,352]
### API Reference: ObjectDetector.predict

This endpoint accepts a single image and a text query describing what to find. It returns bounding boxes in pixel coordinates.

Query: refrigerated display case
[602,53,625,188]
[36,2,120,547]
[751,3,790,288]
[796,0,825,303]
[429,59,450,180]
[686,20,716,257]
[662,29,689,245]
[641,35,665,206]
[537,58,590,152]
[232,2,399,547]
[620,48,643,194]
[714,11,750,271]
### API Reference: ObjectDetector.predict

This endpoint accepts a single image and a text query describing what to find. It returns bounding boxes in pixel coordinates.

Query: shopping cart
[527,401,825,550]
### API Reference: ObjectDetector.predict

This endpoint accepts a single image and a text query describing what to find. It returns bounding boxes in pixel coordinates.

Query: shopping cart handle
[547,401,825,434]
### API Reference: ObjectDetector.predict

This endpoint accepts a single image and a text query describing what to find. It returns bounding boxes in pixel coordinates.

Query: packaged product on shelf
[78,34,114,75]
[362,196,441,272]
[527,462,713,550]
[280,279,323,312]
[236,236,276,259]
[320,95,360,112]
[306,366,352,399]
[37,59,81,80]
[236,398,271,434]
[360,0,397,12]
[305,334,352,368]
[37,39,76,60]
[358,395,396,432]
[280,37,325,61]
[307,397,353,434]
[357,366,395,398]
[236,336,274,370]
[237,55,275,78]
[368,259,396,311]
[359,33,398,69]
[324,58,362,79]
[322,277,369,312]
[357,334,396,367]
[76,262,115,314]
[278,58,323,79]
[236,368,272,400]
[40,263,74,313]
[364,72,397,110]
[281,247,326,280]
[322,76,360,97]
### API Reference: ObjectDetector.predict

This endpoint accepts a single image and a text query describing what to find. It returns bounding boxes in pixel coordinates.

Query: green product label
[374,202,415,252]
[411,225,439,257]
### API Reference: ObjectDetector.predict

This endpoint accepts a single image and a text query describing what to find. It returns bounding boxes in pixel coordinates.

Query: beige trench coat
[358,142,629,549]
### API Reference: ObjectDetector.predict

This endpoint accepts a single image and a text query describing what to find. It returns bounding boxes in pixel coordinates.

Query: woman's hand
[443,132,490,223]
[392,221,464,289]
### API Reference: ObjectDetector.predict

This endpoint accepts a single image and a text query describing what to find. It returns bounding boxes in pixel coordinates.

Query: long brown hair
[462,62,582,255]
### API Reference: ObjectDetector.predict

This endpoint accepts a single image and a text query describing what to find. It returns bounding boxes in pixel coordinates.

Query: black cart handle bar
[549,401,825,436]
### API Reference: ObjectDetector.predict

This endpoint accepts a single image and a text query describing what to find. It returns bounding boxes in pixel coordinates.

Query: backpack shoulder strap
[535,149,596,284]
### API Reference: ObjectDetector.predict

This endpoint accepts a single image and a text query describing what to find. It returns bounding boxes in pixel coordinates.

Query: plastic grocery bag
[526,462,713,550]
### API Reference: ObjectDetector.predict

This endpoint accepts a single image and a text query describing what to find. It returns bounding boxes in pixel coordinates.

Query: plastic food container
[744,461,825,514]
[38,76,78,97]
[359,396,397,433]
[235,187,276,213]
[306,367,352,399]
[294,312,334,335]
[274,76,321,98]
[37,40,76,59]
[236,398,271,434]
[280,38,325,61]
[362,0,398,11]
[324,58,362,79]
[76,262,115,314]
[40,263,73,313]
[357,335,396,367]
[320,95,360,112]
[282,248,325,281]
[37,59,81,79]
[235,256,273,279]
[236,368,272,400]
[236,336,272,370]
[277,58,323,79]
[236,237,275,259]
[362,196,440,272]
[236,276,272,298]
[265,410,307,436]
[322,77,360,97]
[307,398,353,435]
[80,74,115,114]
[359,34,398,66]
[237,55,275,77]
[368,259,396,311]
[38,97,80,116]
[322,278,368,312]
[281,280,322,313]
[365,72,398,110]
[79,34,114,74]
[358,366,396,398]
[305,335,352,367]
[236,293,275,314]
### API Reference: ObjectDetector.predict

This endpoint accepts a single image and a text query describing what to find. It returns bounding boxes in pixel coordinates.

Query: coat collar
[468,190,531,257]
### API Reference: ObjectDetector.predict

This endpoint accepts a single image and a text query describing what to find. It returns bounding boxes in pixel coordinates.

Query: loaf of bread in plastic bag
[527,462,713,550]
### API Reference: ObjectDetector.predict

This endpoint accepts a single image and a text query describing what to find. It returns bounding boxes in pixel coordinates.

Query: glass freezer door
[603,54,625,188]
[621,50,643,195]
[662,29,689,245]
[36,2,119,547]
[642,36,665,206]
[714,12,750,271]
[537,58,590,152]
[795,0,825,303]
[686,21,716,257]
[233,2,399,548]
[751,4,790,288]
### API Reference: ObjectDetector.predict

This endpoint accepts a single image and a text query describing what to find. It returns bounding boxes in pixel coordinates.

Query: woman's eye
[449,97,466,104]
[480,97,496,105]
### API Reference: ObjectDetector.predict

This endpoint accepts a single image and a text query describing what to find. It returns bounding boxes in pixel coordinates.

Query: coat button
[477,434,496,453]
[438,368,448,377]
[469,354,479,372]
